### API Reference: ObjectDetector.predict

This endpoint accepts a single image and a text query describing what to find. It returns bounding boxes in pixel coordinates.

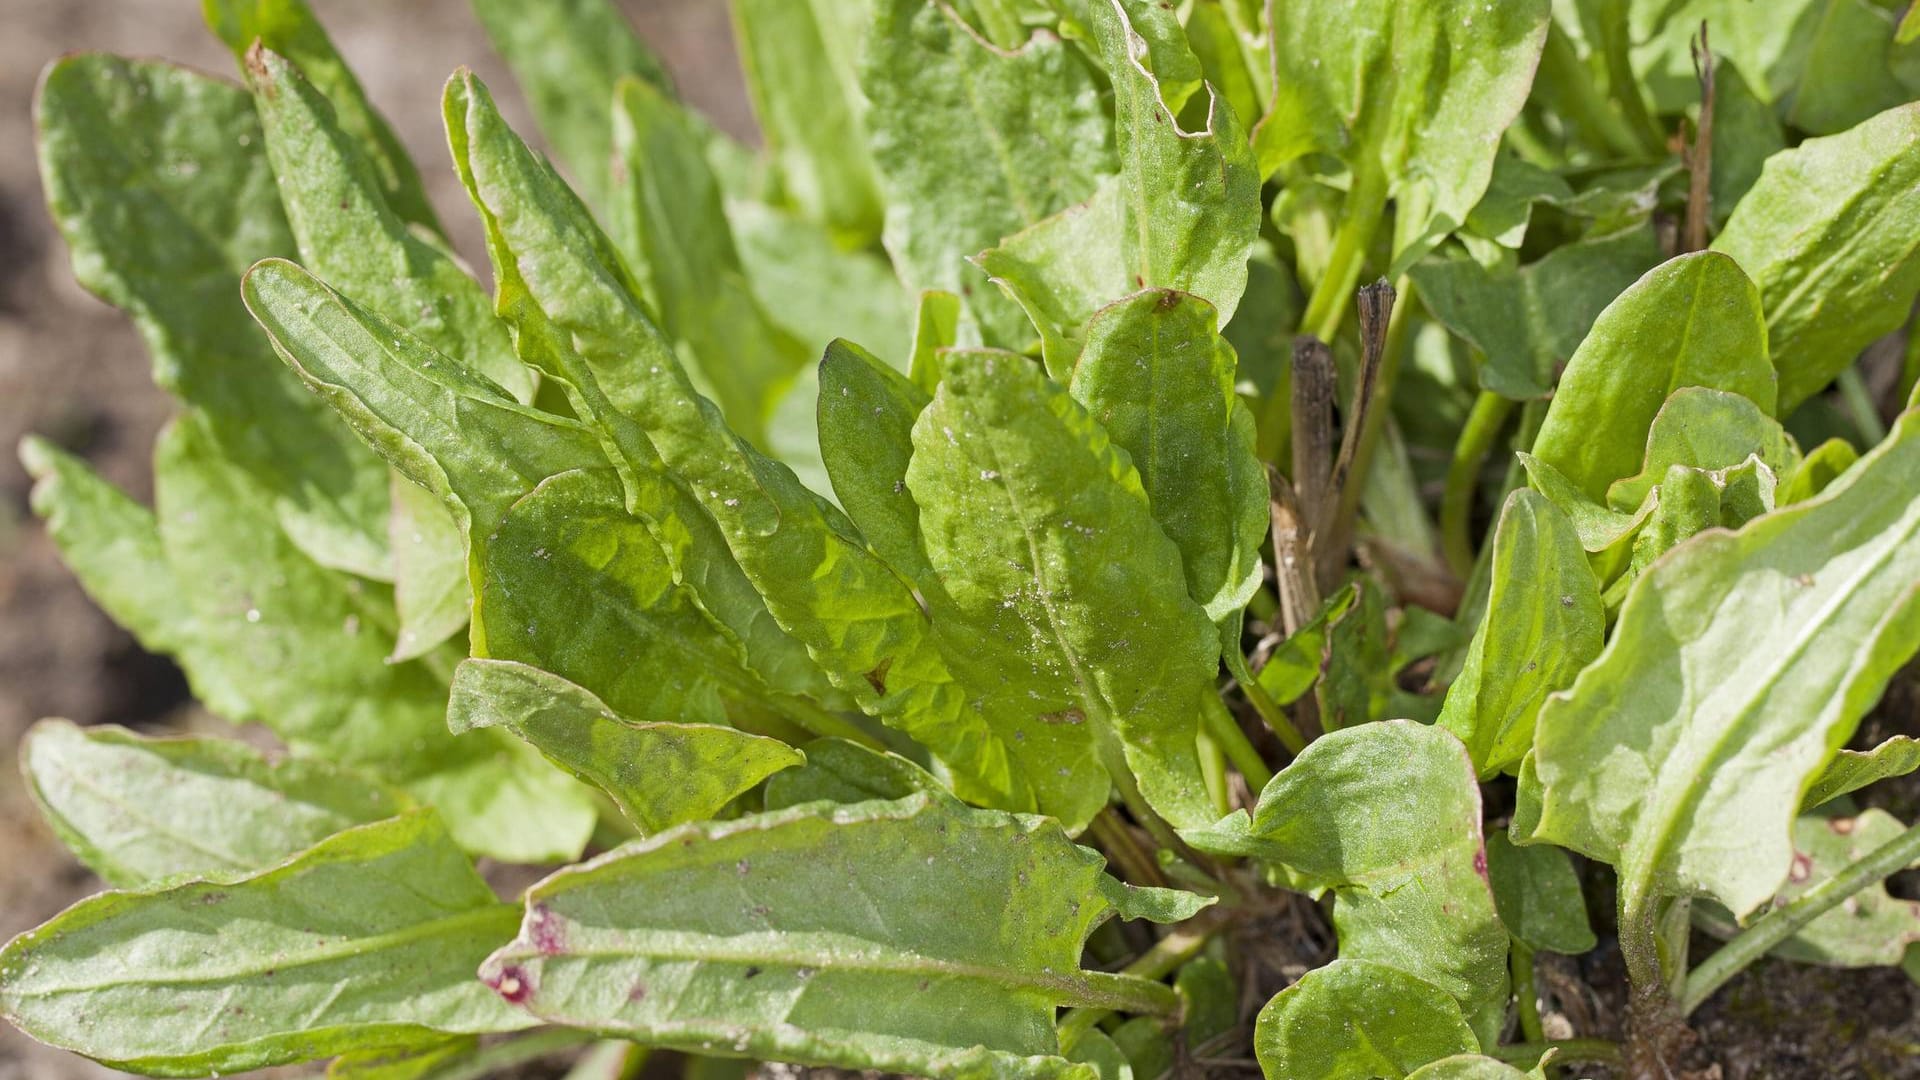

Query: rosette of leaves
[7,1,1920,1078]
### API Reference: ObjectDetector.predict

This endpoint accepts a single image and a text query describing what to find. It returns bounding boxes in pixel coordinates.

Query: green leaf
[1098,879,1215,924]
[150,412,596,863]
[0,812,531,1077]
[1253,585,1356,707]
[1696,808,1920,970]
[203,0,441,232]
[1186,721,1508,1043]
[20,718,404,888]
[909,349,1219,830]
[1605,387,1799,513]
[327,1038,479,1080]
[1784,0,1916,136]
[1530,252,1775,503]
[1483,833,1596,956]
[448,659,804,834]
[1407,1055,1547,1080]
[468,0,670,215]
[1069,290,1267,625]
[1438,490,1604,779]
[1517,452,1655,555]
[862,0,1114,345]
[1778,437,1859,506]
[728,198,913,365]
[1525,409,1920,920]
[730,0,885,245]
[1708,60,1786,228]
[1410,225,1664,400]
[445,71,1027,812]
[909,288,965,393]
[763,737,949,810]
[19,437,184,657]
[1080,0,1262,324]
[388,474,471,661]
[1319,578,1392,731]
[243,46,530,403]
[1711,103,1920,413]
[479,794,1169,1078]
[1803,735,1920,810]
[1254,0,1551,267]
[818,338,935,582]
[609,76,811,457]
[35,53,389,580]
[1254,959,1477,1080]
[973,180,1126,376]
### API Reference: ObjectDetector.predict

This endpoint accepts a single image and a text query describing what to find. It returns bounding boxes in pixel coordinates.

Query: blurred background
[0,3,751,1075]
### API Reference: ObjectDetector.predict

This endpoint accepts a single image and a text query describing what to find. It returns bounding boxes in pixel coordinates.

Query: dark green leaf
[818,338,935,581]
[1483,833,1596,956]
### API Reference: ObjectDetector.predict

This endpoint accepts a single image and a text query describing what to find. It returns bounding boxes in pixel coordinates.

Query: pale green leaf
[0,812,531,1077]
[1711,102,1920,413]
[478,794,1168,1078]
[909,348,1219,830]
[1526,409,1920,919]
[1438,489,1603,780]
[728,198,914,365]
[1254,959,1477,1080]
[1483,833,1596,956]
[818,338,934,582]
[20,718,403,888]
[1778,437,1860,506]
[1255,0,1551,267]
[1069,290,1267,625]
[1804,735,1920,810]
[1410,225,1664,400]
[1186,721,1509,1043]
[862,0,1114,345]
[1097,879,1215,924]
[468,0,670,215]
[1530,252,1775,503]
[204,0,440,231]
[1407,1055,1547,1080]
[448,659,804,835]
[763,737,949,810]
[973,180,1126,377]
[1605,387,1798,512]
[730,0,885,245]
[388,474,470,661]
[35,53,389,579]
[445,71,1025,811]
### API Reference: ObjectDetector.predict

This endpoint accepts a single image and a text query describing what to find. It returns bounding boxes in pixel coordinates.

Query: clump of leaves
[8,1,1920,1078]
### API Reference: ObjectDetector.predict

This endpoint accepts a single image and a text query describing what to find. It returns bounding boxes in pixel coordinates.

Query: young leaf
[1711,103,1920,413]
[1254,0,1551,267]
[20,719,404,888]
[0,812,531,1076]
[444,71,1027,812]
[203,0,441,232]
[479,794,1168,1077]
[1186,721,1509,1043]
[1438,489,1603,779]
[908,349,1219,830]
[1778,437,1860,506]
[35,53,389,580]
[1525,409,1920,921]
[1605,387,1799,513]
[1079,0,1262,323]
[609,75,810,452]
[817,338,935,582]
[1803,735,1920,810]
[467,0,671,215]
[1068,290,1267,626]
[730,0,884,245]
[1254,959,1478,1080]
[448,659,803,835]
[862,0,1114,345]
[1530,252,1775,503]
[1483,833,1597,956]
[1695,808,1920,970]
[1253,584,1356,707]
[1410,225,1664,400]
[243,46,531,403]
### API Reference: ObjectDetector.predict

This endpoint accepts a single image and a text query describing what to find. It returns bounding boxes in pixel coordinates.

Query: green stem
[1511,942,1546,1045]
[1057,918,1222,1052]
[1537,16,1650,159]
[1681,816,1920,1015]
[433,1029,601,1080]
[1201,687,1275,791]
[1225,648,1309,756]
[1837,366,1888,446]
[1440,389,1515,577]
[1089,807,1167,889]
[1301,163,1389,342]
[1597,0,1666,153]
[1899,312,1920,409]
[1489,1039,1623,1068]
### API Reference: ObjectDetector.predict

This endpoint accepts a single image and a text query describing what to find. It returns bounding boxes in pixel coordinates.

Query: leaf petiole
[1300,161,1389,343]
[1680,815,1920,1015]
[1439,388,1516,576]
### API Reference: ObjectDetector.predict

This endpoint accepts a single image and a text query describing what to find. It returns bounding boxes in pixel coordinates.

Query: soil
[0,2,1916,1079]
